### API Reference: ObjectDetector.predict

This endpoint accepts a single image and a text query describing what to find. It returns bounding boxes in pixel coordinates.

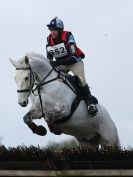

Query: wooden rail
[0,161,133,170]
[0,162,133,176]
[0,170,133,176]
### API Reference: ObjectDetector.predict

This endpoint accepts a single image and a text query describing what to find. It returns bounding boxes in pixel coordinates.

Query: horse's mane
[16,51,49,68]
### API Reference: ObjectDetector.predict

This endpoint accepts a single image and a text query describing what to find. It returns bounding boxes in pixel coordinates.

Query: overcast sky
[0,0,133,148]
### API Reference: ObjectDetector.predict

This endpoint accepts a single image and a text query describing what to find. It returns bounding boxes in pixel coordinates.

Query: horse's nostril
[23,101,27,106]
[21,101,27,107]
[19,101,27,107]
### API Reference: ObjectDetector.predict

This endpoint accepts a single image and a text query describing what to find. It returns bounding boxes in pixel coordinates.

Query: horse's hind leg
[23,107,47,136]
[99,129,120,147]
[76,135,100,148]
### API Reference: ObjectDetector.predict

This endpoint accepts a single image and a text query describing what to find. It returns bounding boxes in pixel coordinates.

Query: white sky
[0,0,133,148]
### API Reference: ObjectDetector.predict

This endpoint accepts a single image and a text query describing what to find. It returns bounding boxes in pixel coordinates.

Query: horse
[10,52,120,147]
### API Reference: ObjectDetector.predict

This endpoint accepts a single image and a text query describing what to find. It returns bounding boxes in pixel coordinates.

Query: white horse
[10,52,120,147]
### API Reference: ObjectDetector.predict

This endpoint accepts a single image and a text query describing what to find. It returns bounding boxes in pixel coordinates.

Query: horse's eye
[25,77,29,81]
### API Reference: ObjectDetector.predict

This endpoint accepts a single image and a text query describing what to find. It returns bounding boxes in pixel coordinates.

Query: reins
[16,58,77,118]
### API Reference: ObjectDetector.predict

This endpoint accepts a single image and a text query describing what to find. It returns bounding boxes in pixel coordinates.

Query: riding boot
[81,84,98,117]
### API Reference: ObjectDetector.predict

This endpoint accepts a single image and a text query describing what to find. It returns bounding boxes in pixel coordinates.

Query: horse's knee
[23,113,31,124]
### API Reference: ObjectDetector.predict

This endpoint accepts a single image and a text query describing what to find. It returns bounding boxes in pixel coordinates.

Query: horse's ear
[9,58,18,68]
[25,56,29,65]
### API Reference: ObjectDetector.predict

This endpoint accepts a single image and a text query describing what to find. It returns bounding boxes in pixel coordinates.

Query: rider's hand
[51,60,60,66]
[47,52,53,60]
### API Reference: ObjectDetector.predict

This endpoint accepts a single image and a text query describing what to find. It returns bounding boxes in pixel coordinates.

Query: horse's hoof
[36,125,47,136]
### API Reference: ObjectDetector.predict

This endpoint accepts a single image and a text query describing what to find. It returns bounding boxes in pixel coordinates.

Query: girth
[54,94,82,124]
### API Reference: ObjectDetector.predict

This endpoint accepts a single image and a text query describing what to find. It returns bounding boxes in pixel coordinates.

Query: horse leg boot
[81,84,98,117]
[23,110,47,136]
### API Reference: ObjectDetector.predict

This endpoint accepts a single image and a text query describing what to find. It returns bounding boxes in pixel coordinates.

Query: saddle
[52,74,98,124]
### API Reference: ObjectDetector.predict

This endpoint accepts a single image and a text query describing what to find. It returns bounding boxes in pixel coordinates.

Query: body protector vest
[46,31,85,60]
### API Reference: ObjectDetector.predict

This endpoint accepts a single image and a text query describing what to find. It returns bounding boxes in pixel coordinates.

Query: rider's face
[49,29,60,39]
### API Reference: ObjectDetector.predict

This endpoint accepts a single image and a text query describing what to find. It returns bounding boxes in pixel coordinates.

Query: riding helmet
[47,17,64,30]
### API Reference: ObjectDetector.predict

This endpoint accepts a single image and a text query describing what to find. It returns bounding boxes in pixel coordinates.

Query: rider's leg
[69,61,98,117]
[81,84,98,116]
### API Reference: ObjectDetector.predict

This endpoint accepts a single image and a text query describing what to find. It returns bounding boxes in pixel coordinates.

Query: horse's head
[10,56,34,107]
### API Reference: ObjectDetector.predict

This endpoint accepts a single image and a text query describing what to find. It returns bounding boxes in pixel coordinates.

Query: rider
[46,17,98,117]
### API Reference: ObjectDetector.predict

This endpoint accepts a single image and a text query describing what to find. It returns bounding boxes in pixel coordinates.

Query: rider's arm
[67,32,77,56]
[67,32,85,60]
[46,37,54,60]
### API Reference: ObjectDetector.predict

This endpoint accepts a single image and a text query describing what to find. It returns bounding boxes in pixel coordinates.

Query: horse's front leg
[23,108,47,136]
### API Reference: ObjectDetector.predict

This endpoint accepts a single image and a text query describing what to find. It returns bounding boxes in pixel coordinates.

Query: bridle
[16,65,59,93]
[16,66,36,93]
[15,61,76,117]
[16,64,59,117]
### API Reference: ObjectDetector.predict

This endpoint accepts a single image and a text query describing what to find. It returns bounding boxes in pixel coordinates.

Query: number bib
[47,43,68,58]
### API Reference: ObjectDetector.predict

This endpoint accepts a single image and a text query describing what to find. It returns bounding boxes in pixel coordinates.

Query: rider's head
[47,17,64,39]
